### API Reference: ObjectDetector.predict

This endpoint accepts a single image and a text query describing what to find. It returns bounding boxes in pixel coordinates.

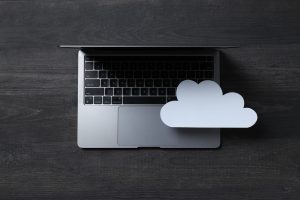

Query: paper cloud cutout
[160,80,257,128]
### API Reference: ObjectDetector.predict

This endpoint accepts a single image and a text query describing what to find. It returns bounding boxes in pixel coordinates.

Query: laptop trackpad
[118,106,178,147]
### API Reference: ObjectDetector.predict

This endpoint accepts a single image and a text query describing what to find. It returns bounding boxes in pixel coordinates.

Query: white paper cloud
[160,80,257,128]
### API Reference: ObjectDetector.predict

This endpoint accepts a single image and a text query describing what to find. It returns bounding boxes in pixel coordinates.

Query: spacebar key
[123,97,166,104]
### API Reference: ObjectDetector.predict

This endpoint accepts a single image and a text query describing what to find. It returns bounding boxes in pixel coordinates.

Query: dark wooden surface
[1,0,300,199]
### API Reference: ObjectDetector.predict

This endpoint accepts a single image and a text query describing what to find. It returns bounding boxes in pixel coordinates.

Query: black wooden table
[1,1,300,199]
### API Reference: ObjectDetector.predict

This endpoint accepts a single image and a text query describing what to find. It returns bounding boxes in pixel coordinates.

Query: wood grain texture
[0,0,300,199]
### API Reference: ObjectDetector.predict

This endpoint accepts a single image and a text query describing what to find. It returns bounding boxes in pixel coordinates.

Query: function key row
[85,56,214,62]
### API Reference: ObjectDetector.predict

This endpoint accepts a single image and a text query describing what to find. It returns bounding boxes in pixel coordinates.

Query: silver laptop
[60,45,223,148]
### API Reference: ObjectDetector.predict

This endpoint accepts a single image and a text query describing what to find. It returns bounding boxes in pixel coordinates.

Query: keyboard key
[196,71,204,78]
[172,79,180,87]
[158,88,166,96]
[166,63,172,70]
[131,63,137,69]
[161,71,168,78]
[152,71,159,78]
[207,56,214,62]
[85,62,93,70]
[150,88,157,96]
[85,88,104,95]
[103,97,111,104]
[136,79,144,87]
[143,71,151,78]
[111,62,120,70]
[119,79,126,87]
[178,71,186,78]
[85,79,100,87]
[145,79,153,87]
[163,79,171,87]
[167,96,177,102]
[94,62,103,70]
[134,71,143,78]
[123,88,131,95]
[154,80,162,87]
[99,71,107,78]
[187,71,195,78]
[169,71,177,78]
[103,63,111,70]
[85,97,93,104]
[167,88,176,95]
[190,63,199,70]
[85,71,98,78]
[141,88,148,95]
[110,79,118,87]
[116,71,124,78]
[123,97,165,104]
[132,88,140,95]
[94,97,102,104]
[173,63,181,70]
[108,71,115,78]
[134,71,142,78]
[205,71,213,78]
[101,79,109,87]
[94,56,100,61]
[127,79,135,87]
[85,56,93,61]
[204,62,213,69]
[125,71,133,78]
[183,62,191,70]
[114,88,122,96]
[112,97,122,104]
[156,63,163,70]
[105,88,113,96]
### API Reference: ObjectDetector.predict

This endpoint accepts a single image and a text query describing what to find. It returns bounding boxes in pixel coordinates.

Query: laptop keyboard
[84,56,214,105]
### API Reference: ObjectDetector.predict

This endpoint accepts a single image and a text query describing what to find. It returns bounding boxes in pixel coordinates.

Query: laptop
[60,45,226,148]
